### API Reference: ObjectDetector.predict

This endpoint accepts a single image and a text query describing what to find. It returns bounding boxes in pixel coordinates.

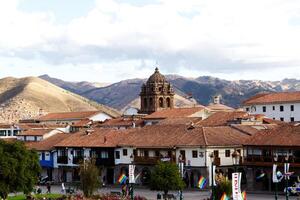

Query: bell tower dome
[140,67,175,114]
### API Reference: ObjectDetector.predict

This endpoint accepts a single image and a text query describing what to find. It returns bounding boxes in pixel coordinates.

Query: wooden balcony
[243,155,300,167]
[134,156,176,165]
[57,156,68,164]
[72,156,83,164]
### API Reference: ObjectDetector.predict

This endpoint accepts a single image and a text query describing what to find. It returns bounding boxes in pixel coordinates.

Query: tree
[79,159,101,197]
[150,162,185,197]
[0,140,41,199]
[215,174,232,199]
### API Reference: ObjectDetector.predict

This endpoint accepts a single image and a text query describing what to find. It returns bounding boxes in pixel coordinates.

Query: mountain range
[39,74,300,110]
[0,76,119,123]
[0,73,299,123]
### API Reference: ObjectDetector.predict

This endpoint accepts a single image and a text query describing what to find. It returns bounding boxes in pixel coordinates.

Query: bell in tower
[139,67,175,114]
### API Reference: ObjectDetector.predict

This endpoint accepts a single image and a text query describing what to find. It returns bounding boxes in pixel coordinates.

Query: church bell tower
[140,67,175,114]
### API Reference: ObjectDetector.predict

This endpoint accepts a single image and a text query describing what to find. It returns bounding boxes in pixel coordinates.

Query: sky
[1,0,300,83]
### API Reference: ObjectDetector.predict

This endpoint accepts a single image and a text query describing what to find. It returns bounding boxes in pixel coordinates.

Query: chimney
[187,122,195,130]
[85,129,94,135]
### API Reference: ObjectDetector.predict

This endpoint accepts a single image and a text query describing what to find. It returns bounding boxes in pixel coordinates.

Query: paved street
[37,185,299,200]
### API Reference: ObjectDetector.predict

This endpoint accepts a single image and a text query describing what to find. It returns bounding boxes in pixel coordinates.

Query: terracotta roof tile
[243,91,300,105]
[55,128,129,148]
[196,111,250,126]
[39,111,107,121]
[71,119,92,127]
[25,133,71,151]
[143,107,206,119]
[19,129,55,136]
[206,103,234,111]
[119,124,250,148]
[158,117,202,125]
[244,124,300,147]
[97,118,144,127]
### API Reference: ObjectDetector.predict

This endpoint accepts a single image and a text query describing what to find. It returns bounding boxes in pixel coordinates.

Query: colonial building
[243,91,300,122]
[243,123,300,191]
[140,68,175,114]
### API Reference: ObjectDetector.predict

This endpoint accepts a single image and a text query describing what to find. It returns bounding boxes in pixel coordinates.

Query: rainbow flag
[197,176,207,189]
[220,193,230,200]
[242,191,247,200]
[118,174,127,184]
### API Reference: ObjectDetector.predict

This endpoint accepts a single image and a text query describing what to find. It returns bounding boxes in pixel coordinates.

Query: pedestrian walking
[46,183,51,193]
[61,182,65,194]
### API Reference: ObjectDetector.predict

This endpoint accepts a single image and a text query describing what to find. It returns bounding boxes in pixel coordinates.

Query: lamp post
[178,154,184,200]
[209,152,215,200]
[273,154,278,200]
[284,154,289,200]
[232,150,241,173]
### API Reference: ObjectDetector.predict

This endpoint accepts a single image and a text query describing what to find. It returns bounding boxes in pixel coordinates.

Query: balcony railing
[134,156,176,165]
[57,156,68,164]
[72,156,83,164]
[244,155,300,166]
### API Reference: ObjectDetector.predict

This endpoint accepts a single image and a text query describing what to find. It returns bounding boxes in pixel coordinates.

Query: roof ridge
[202,127,208,146]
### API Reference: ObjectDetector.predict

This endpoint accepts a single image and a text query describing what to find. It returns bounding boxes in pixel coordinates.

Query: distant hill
[39,74,111,94]
[39,74,300,110]
[0,77,119,123]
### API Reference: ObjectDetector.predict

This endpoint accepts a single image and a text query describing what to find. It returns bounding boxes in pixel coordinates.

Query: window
[291,117,295,122]
[143,98,147,108]
[180,150,186,160]
[155,151,160,157]
[101,151,109,159]
[123,149,128,156]
[272,106,275,111]
[225,150,230,157]
[45,152,50,161]
[280,105,284,112]
[115,151,120,159]
[159,97,164,108]
[166,98,171,108]
[291,105,294,111]
[245,107,249,112]
[149,98,153,107]
[213,150,219,158]
[262,106,266,112]
[133,149,137,156]
[192,150,198,158]
[280,117,284,121]
[273,118,275,120]
[144,150,149,157]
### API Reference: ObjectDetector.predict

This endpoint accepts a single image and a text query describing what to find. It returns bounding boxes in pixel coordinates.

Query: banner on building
[209,165,216,186]
[129,164,135,183]
[232,172,242,200]
[272,164,279,183]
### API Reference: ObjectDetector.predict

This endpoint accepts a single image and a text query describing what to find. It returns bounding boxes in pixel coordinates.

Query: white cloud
[0,0,300,82]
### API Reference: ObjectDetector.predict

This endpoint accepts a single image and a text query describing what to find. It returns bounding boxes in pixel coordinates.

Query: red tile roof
[243,91,300,105]
[244,124,300,147]
[55,128,129,148]
[119,124,250,148]
[97,118,144,127]
[39,111,107,121]
[19,129,55,136]
[25,132,71,151]
[158,117,202,125]
[71,119,92,127]
[206,103,234,111]
[143,107,206,119]
[196,111,250,126]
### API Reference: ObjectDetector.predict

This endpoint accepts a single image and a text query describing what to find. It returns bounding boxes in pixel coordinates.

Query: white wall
[206,147,243,167]
[176,148,206,167]
[243,103,300,122]
[115,147,134,165]
[90,113,112,122]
